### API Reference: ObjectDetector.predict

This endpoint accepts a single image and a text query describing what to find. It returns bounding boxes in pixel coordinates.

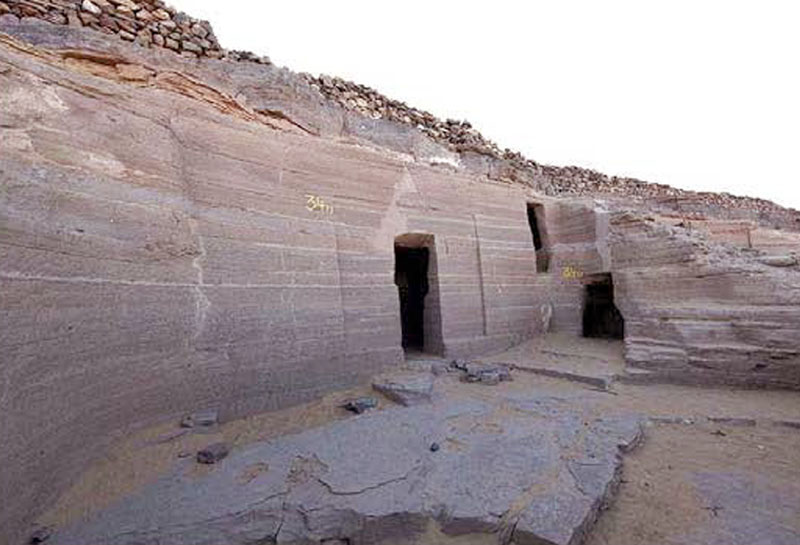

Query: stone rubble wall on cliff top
[3,0,799,232]
[1,0,270,63]
[302,75,800,227]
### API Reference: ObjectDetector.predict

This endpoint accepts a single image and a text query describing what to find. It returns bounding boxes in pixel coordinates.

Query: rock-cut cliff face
[0,20,538,543]
[0,12,799,545]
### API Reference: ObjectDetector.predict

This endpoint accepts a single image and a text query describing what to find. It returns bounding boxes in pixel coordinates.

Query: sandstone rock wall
[524,200,607,335]
[611,213,800,388]
[6,0,800,231]
[0,24,545,543]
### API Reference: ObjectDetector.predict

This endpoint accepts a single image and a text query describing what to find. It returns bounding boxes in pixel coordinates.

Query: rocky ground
[31,336,800,545]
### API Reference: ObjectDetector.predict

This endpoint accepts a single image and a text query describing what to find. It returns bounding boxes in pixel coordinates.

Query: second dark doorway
[582,273,624,339]
[395,246,430,351]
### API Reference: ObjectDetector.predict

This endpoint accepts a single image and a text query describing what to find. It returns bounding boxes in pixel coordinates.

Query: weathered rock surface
[0,24,538,541]
[610,212,800,388]
[48,394,644,545]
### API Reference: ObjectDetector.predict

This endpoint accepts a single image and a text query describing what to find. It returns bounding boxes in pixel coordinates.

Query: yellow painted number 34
[305,194,334,214]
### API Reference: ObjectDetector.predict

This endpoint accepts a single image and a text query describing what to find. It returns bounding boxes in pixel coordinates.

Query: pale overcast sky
[170,0,799,210]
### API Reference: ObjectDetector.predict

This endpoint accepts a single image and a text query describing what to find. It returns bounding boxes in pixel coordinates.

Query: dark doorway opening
[526,203,550,273]
[395,245,430,351]
[583,274,624,339]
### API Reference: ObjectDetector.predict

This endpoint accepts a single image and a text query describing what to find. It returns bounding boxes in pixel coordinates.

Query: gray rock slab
[372,373,434,406]
[758,254,798,267]
[50,396,643,545]
[180,408,219,428]
[341,397,379,414]
[196,442,229,464]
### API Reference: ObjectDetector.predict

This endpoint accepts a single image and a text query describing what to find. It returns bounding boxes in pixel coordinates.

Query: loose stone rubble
[196,442,229,465]
[459,361,513,385]
[1,0,270,64]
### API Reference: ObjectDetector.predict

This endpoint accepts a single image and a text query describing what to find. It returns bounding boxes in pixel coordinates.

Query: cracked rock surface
[50,387,644,545]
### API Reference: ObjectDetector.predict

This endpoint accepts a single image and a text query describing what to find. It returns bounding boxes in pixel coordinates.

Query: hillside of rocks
[2,0,798,232]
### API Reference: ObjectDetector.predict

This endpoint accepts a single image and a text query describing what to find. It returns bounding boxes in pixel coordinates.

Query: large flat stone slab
[49,392,643,545]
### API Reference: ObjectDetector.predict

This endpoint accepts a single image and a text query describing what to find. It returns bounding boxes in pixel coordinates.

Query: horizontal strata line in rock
[0,273,397,289]
[0,273,549,290]
[0,271,552,294]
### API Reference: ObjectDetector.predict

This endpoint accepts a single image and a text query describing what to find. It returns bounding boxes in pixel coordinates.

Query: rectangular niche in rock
[526,203,550,273]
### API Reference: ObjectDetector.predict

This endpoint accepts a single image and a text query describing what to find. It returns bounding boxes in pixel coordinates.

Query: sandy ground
[485,332,626,380]
[37,336,800,544]
[587,421,800,545]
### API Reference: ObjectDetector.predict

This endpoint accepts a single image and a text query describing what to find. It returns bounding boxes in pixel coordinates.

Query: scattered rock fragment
[758,254,798,267]
[29,527,51,544]
[372,373,433,406]
[450,359,468,371]
[462,362,512,385]
[341,397,378,414]
[429,442,440,452]
[650,416,695,425]
[197,442,229,464]
[180,408,218,428]
[81,0,101,15]
[775,420,800,430]
[707,416,756,427]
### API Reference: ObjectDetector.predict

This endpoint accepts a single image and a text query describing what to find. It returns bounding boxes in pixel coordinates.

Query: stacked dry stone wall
[1,0,269,63]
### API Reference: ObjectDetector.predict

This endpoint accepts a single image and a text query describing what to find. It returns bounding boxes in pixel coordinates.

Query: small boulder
[81,0,101,14]
[707,416,756,427]
[372,373,433,406]
[341,397,378,414]
[758,254,797,267]
[197,442,229,464]
[462,362,512,385]
[450,359,469,371]
[29,527,52,544]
